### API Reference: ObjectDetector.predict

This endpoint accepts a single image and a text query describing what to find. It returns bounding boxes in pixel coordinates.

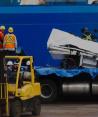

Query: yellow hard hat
[0,25,5,31]
[8,27,14,33]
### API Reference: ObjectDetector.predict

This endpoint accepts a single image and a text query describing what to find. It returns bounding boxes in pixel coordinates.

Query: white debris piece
[20,0,44,5]
[47,28,98,68]
[47,28,98,55]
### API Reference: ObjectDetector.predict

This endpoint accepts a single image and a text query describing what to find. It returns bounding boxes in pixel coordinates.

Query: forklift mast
[0,50,9,116]
[0,50,6,83]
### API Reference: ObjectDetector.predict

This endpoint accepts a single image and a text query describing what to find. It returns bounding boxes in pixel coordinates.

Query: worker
[21,60,31,80]
[13,61,19,72]
[7,61,13,72]
[6,60,16,83]
[26,60,31,71]
[3,27,17,54]
[0,26,6,83]
[26,61,30,66]
[0,25,5,49]
[81,27,95,41]
[6,61,13,80]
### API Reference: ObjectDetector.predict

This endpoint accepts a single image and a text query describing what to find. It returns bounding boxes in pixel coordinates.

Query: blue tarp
[35,67,98,79]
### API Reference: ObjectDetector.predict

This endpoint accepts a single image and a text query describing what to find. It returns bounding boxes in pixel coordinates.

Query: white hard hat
[7,61,13,66]
[26,61,30,66]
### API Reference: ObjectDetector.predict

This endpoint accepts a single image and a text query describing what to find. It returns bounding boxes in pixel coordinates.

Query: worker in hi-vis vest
[0,25,5,49]
[81,27,95,41]
[3,27,17,52]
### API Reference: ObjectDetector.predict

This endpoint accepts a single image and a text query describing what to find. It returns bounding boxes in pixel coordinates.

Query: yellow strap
[4,42,15,44]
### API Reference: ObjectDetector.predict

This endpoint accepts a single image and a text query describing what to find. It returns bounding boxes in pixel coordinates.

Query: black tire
[10,99,21,117]
[32,97,41,116]
[40,79,58,103]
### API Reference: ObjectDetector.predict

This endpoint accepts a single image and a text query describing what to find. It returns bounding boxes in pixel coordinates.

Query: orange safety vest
[4,34,16,49]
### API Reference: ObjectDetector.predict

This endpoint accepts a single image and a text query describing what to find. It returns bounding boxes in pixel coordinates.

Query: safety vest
[4,34,16,49]
[83,34,92,41]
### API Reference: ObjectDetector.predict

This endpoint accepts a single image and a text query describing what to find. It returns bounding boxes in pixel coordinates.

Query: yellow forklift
[0,56,41,117]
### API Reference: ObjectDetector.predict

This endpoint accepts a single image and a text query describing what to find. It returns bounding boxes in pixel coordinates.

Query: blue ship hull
[1,6,98,103]
[0,6,98,67]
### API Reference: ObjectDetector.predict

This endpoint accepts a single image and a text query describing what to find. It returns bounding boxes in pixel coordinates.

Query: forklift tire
[40,79,58,103]
[10,99,21,117]
[32,97,41,116]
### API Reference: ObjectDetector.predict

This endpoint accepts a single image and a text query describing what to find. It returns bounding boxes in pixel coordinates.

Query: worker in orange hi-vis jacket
[20,0,45,5]
[3,27,17,52]
[0,25,5,49]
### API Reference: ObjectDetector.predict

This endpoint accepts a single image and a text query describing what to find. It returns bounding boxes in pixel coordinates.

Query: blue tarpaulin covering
[35,67,98,79]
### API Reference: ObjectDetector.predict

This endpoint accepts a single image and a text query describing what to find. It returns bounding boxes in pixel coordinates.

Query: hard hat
[7,61,13,66]
[26,61,30,66]
[8,27,14,33]
[81,27,88,33]
[0,25,5,31]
